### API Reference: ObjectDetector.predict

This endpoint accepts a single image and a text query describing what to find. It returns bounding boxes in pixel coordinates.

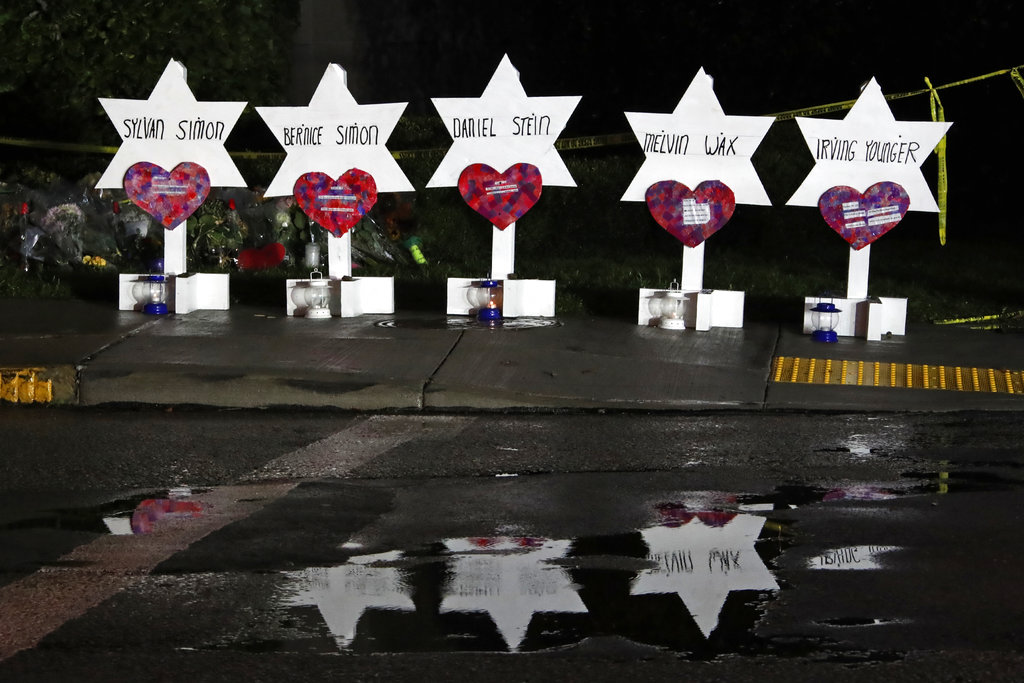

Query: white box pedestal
[802,296,907,341]
[118,273,229,314]
[447,277,556,317]
[286,276,394,318]
[637,288,744,331]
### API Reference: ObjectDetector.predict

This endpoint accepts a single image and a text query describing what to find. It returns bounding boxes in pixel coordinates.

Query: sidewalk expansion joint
[772,356,1024,395]
[76,317,164,367]
[421,329,465,407]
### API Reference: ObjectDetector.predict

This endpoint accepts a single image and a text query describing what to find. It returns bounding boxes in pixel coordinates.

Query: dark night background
[2,0,1021,241]
[285,0,1021,238]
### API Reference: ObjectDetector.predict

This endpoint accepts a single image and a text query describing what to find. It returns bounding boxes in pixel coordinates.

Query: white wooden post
[491,223,516,279]
[327,232,353,279]
[680,242,705,291]
[847,244,871,299]
[163,223,188,275]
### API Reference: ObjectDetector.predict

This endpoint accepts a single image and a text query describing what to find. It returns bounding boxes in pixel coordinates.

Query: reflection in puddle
[284,510,779,653]
[809,545,900,570]
[0,488,202,536]
[103,488,204,535]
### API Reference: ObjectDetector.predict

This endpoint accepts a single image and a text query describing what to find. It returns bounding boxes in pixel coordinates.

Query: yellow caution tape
[0,136,119,154]
[1,64,1021,168]
[934,311,1024,325]
[555,132,635,151]
[925,77,948,246]
[769,64,1022,119]
[1011,66,1024,98]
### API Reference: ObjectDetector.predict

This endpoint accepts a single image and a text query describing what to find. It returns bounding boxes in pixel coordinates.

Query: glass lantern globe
[132,274,168,315]
[810,300,841,342]
[652,280,686,330]
[475,279,503,326]
[295,269,332,319]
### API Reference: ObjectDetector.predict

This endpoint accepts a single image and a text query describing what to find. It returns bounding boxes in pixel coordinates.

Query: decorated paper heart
[458,163,542,230]
[293,169,377,238]
[237,242,286,270]
[123,162,210,229]
[644,180,736,248]
[818,182,910,250]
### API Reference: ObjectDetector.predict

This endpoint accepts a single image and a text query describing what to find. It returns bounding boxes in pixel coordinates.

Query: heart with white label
[293,169,378,238]
[644,180,735,248]
[818,182,910,250]
[458,163,542,230]
[123,162,210,229]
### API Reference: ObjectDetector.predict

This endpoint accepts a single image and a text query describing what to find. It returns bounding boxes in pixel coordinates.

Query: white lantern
[650,280,686,330]
[132,274,168,315]
[292,269,332,319]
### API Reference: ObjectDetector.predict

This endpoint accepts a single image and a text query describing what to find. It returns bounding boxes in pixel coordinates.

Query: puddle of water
[0,488,204,536]
[375,317,561,330]
[282,509,782,656]
[271,477,1019,659]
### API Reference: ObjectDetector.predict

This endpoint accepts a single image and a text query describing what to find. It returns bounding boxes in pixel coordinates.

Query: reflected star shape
[440,537,586,650]
[427,54,581,188]
[283,551,414,649]
[633,514,778,638]
[257,64,412,197]
[96,59,246,189]
[787,77,952,211]
[621,68,774,205]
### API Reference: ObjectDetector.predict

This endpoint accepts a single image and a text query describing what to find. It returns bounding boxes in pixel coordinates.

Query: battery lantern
[650,280,686,330]
[133,274,168,315]
[810,299,841,343]
[474,279,503,326]
[294,269,332,319]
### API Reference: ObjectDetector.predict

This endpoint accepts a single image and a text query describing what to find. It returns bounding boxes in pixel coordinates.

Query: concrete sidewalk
[2,299,1024,412]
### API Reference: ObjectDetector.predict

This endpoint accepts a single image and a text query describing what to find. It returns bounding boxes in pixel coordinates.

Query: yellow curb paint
[0,369,54,404]
[771,357,1024,396]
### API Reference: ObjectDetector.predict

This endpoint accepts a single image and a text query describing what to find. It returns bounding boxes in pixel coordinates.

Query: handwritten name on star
[449,113,553,139]
[120,116,229,141]
[813,135,922,165]
[639,131,752,156]
[274,123,382,147]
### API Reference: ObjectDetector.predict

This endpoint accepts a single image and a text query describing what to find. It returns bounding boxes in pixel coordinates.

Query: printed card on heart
[123,162,211,229]
[644,180,736,248]
[458,163,542,230]
[293,169,378,238]
[818,182,910,250]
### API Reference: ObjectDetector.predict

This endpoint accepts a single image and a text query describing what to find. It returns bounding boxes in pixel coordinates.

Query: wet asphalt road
[2,408,1024,680]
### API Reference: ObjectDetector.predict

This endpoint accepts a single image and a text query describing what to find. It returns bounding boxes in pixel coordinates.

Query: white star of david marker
[96,59,246,189]
[621,68,775,205]
[427,54,581,188]
[257,64,413,197]
[787,77,952,212]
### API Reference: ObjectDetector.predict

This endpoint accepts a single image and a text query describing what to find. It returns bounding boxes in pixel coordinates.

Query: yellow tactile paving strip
[772,357,1024,395]
[0,368,54,404]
